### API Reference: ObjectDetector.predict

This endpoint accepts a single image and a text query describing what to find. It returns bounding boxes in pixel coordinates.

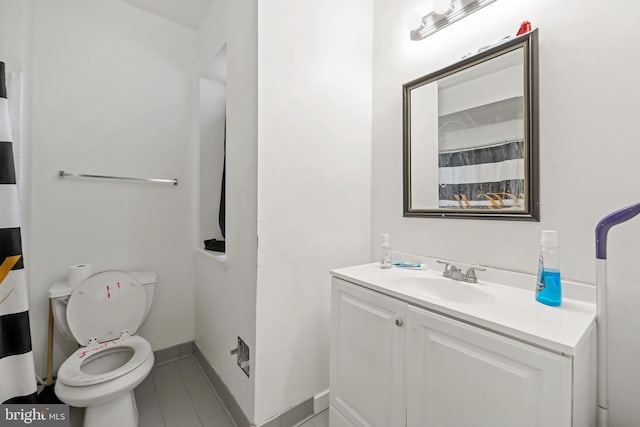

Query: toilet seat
[57,335,152,387]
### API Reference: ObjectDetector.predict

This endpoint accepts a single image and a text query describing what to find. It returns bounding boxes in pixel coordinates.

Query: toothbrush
[393,263,426,269]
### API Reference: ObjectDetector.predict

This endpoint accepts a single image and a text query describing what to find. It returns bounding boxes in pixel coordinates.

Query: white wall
[194,0,258,421]
[372,1,640,425]
[28,0,198,375]
[255,0,372,423]
[196,2,372,424]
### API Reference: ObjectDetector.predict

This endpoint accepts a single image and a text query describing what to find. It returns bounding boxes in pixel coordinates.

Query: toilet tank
[135,271,157,327]
[49,271,157,342]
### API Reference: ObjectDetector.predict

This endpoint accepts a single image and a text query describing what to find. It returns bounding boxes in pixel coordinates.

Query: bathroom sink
[331,262,597,357]
[392,276,495,304]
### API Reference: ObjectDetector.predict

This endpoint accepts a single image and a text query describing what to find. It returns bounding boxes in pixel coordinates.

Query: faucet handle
[436,260,460,276]
[464,266,486,282]
[436,260,452,271]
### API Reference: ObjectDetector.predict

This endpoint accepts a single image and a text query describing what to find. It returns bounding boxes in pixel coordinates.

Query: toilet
[49,270,157,427]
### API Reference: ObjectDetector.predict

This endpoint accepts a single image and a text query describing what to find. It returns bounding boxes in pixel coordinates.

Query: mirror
[403,29,538,220]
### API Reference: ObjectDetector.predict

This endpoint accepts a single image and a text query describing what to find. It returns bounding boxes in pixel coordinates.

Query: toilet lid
[66,271,146,346]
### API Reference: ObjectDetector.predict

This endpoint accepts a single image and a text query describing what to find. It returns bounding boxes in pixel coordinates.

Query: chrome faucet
[437,260,463,280]
[436,260,486,284]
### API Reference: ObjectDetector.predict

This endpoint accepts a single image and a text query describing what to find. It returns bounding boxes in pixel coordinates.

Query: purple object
[595,202,640,259]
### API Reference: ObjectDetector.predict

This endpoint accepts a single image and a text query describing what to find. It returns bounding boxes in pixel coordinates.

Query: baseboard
[153,341,194,366]
[194,344,252,427]
[313,390,329,414]
[193,344,315,427]
[259,397,314,427]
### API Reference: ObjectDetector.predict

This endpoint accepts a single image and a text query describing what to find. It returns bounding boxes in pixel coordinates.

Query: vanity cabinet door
[330,278,407,427]
[406,306,572,427]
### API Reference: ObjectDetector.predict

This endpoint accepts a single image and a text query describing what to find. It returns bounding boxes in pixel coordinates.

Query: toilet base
[83,391,138,427]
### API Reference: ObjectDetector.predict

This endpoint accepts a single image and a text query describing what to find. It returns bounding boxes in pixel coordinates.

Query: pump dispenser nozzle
[380,234,393,269]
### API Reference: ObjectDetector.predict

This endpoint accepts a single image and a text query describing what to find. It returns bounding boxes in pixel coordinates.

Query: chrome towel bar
[58,170,178,186]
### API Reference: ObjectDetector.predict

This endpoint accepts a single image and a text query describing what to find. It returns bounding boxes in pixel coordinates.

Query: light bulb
[433,0,453,15]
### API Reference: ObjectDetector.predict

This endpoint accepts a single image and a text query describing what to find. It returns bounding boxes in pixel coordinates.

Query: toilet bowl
[50,270,157,427]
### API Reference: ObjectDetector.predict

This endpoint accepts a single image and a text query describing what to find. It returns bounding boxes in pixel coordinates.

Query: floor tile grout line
[150,359,195,426]
[294,409,329,427]
[153,354,194,368]
[294,414,316,427]
[146,357,329,427]
[155,356,237,427]
[190,355,239,427]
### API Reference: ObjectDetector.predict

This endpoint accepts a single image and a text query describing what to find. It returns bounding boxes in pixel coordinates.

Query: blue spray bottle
[536,230,562,306]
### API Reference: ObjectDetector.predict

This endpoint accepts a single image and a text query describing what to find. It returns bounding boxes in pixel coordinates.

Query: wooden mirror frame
[402,29,539,221]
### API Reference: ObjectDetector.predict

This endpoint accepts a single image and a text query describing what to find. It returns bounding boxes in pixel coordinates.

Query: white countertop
[330,263,596,355]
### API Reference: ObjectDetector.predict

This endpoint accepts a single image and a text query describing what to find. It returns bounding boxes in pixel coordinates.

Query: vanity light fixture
[433,0,454,15]
[410,0,498,41]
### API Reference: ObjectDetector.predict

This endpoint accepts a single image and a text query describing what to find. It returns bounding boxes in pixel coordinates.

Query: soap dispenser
[380,234,393,269]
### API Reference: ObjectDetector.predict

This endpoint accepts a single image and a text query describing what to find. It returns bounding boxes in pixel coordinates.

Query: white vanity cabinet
[330,275,596,427]
[330,277,407,427]
[406,305,571,427]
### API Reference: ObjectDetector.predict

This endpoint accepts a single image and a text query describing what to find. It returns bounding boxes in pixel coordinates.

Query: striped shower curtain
[0,62,37,403]
[438,140,525,209]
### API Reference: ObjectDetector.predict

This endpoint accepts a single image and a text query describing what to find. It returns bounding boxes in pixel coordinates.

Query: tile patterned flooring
[139,356,329,427]
[70,355,329,427]
[298,409,329,427]
[136,356,233,427]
